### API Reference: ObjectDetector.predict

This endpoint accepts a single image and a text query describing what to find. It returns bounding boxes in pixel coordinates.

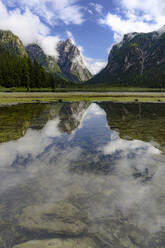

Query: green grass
[0,92,165,104]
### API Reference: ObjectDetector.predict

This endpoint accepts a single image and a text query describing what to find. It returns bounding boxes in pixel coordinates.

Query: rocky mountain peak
[0,30,27,57]
[115,26,165,50]
[26,43,48,67]
[26,43,61,74]
[156,25,165,36]
[65,38,75,45]
[58,39,80,58]
[57,39,92,82]
[27,38,92,82]
[88,26,165,86]
[0,28,92,83]
[125,32,138,40]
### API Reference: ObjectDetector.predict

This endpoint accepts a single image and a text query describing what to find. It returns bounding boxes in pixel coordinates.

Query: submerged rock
[18,202,87,236]
[13,237,97,248]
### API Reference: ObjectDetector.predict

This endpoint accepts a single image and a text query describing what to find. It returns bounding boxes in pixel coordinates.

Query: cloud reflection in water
[0,102,165,247]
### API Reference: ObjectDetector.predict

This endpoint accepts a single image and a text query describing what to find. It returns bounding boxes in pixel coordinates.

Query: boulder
[13,237,97,248]
[18,202,87,236]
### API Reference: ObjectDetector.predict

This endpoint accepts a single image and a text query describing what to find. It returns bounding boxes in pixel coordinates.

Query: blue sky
[0,0,165,73]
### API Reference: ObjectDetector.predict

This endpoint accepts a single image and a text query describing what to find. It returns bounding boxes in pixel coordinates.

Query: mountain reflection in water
[0,102,165,248]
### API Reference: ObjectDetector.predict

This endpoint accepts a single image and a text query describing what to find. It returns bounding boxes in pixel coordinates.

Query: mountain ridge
[0,29,92,83]
[26,43,62,76]
[0,30,27,57]
[87,26,165,87]
[57,39,92,82]
[1,26,165,88]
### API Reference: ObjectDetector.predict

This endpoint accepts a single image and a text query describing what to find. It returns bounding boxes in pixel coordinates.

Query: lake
[0,101,165,248]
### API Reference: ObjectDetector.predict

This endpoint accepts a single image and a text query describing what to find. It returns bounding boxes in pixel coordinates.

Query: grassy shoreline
[1,86,165,93]
[0,92,165,104]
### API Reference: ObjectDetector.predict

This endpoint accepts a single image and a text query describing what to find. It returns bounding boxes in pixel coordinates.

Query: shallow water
[0,102,165,248]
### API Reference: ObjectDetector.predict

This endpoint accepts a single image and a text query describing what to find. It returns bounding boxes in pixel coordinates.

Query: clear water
[0,102,165,248]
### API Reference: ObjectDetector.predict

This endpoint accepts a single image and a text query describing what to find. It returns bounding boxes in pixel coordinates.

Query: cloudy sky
[0,0,165,74]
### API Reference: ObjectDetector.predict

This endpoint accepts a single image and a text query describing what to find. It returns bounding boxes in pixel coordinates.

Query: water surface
[0,102,165,248]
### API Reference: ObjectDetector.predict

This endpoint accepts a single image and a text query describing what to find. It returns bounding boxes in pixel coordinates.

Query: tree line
[0,52,76,90]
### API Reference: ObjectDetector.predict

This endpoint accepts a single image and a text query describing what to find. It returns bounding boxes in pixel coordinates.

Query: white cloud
[0,119,61,168]
[87,9,93,15]
[4,0,85,25]
[0,0,86,58]
[86,103,105,116]
[39,36,60,58]
[100,0,165,42]
[58,4,84,25]
[0,2,49,44]
[90,3,103,14]
[65,31,106,74]
[0,0,106,71]
[100,138,161,156]
[121,0,165,18]
[0,1,61,57]
[66,31,76,44]
[84,57,106,74]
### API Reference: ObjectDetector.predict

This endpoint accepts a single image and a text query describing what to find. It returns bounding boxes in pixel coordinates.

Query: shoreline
[1,91,165,95]
[0,92,165,105]
[0,92,165,107]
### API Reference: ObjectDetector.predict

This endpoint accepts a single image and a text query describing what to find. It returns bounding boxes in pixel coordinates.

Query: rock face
[0,30,27,57]
[88,26,165,87]
[26,44,61,75]
[57,39,92,82]
[26,40,92,82]
[0,29,92,83]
